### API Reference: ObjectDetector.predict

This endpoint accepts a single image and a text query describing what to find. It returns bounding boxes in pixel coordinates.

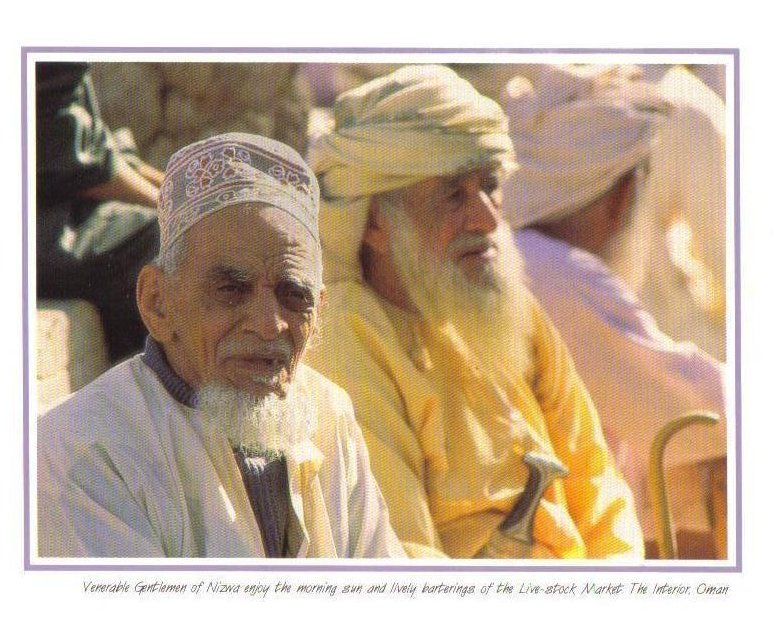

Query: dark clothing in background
[36,62,158,361]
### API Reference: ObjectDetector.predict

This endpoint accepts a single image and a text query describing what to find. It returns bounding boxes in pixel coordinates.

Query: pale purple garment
[141,337,289,557]
[516,228,726,533]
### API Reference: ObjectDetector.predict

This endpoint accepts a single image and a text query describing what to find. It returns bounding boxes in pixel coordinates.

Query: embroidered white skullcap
[158,133,320,250]
[502,65,670,228]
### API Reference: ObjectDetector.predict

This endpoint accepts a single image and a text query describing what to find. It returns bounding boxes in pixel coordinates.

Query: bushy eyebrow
[206,264,317,298]
[437,175,464,192]
[285,276,315,290]
[207,265,252,283]
[279,276,319,303]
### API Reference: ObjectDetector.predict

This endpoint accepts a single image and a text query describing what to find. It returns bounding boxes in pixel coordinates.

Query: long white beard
[386,205,534,383]
[196,382,318,456]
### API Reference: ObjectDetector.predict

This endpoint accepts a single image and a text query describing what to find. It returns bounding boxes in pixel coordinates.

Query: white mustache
[219,337,294,366]
[448,233,498,256]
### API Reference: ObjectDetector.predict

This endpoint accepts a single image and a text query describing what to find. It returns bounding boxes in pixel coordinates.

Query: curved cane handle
[648,410,720,559]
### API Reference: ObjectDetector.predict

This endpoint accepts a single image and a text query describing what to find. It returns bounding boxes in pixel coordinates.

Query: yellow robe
[306,280,644,559]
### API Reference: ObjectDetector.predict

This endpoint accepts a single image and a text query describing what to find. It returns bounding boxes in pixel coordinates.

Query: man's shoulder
[38,356,168,443]
[324,279,390,320]
[41,356,139,411]
[310,279,402,364]
[517,228,641,314]
[518,229,611,284]
[295,362,354,412]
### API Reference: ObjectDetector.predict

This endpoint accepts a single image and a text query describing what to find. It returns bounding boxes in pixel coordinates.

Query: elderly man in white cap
[503,65,727,556]
[305,65,643,560]
[37,133,404,559]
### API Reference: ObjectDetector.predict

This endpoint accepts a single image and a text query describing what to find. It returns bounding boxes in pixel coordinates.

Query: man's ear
[362,195,390,254]
[136,264,174,343]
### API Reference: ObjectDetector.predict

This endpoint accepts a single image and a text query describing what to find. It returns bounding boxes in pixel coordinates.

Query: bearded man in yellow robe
[305,65,644,560]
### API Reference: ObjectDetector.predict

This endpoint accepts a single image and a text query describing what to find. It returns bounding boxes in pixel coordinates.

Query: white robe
[36,355,405,558]
[517,228,727,538]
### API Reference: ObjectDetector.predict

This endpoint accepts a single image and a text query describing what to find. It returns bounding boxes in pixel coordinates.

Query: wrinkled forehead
[184,203,322,285]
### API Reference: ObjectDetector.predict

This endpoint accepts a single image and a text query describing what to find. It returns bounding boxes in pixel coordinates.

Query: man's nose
[242,289,288,340]
[464,188,500,234]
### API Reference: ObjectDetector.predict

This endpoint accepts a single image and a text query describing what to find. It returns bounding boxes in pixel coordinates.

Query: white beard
[386,205,534,383]
[196,382,318,457]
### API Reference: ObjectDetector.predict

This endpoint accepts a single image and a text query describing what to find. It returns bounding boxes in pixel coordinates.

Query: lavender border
[21,46,742,575]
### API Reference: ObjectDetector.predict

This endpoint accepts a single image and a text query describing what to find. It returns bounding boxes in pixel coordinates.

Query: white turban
[158,133,320,250]
[308,65,516,282]
[502,65,671,228]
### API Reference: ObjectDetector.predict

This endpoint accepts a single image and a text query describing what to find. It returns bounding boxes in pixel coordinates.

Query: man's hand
[81,159,160,208]
[132,160,165,188]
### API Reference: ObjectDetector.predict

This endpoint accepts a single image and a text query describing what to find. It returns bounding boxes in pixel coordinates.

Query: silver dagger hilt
[499,451,569,544]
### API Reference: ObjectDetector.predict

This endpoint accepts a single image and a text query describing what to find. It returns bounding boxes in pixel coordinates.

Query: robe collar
[141,336,197,407]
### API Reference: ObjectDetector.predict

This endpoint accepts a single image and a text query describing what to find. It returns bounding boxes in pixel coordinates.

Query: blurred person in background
[637,65,728,362]
[36,62,163,361]
[503,64,726,557]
